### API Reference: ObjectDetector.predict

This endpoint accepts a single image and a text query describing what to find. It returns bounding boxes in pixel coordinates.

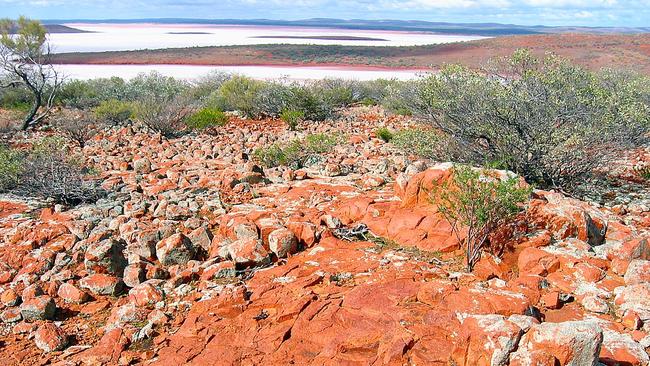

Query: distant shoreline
[48,33,650,75]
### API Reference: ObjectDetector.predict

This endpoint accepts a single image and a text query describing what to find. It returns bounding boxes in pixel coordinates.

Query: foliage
[0,136,103,204]
[392,127,442,158]
[375,127,393,142]
[185,107,228,130]
[51,109,102,147]
[0,17,62,130]
[280,109,304,131]
[251,81,295,118]
[188,71,232,101]
[57,77,127,108]
[209,75,264,118]
[134,95,197,138]
[253,133,341,168]
[0,143,22,190]
[409,50,650,192]
[432,165,531,271]
[93,99,134,125]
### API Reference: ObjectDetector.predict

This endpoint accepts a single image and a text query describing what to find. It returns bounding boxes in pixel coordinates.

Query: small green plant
[432,165,531,272]
[375,127,394,142]
[280,109,304,131]
[304,133,340,154]
[94,99,134,125]
[253,133,340,168]
[392,127,441,158]
[633,165,650,180]
[0,144,23,190]
[185,108,228,130]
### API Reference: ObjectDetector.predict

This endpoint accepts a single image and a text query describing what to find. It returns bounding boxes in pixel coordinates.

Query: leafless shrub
[134,95,197,137]
[51,109,103,147]
[11,136,103,205]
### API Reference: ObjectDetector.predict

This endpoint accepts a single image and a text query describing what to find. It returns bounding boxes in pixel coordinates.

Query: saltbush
[185,108,228,130]
[280,109,304,131]
[93,99,134,125]
[392,127,442,158]
[375,127,393,142]
[0,144,22,190]
[409,50,650,192]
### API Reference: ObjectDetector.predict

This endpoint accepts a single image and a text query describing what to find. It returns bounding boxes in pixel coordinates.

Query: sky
[1,0,649,27]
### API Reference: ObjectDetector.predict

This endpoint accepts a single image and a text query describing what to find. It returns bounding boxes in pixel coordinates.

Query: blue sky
[1,0,649,27]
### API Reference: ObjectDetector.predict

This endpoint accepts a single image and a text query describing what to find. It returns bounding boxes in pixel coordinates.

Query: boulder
[57,283,89,304]
[34,323,68,353]
[155,233,195,266]
[509,321,603,366]
[79,274,124,296]
[623,259,650,285]
[20,296,56,321]
[84,238,127,275]
[268,228,299,258]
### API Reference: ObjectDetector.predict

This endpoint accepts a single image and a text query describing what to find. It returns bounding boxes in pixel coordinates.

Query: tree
[0,17,62,130]
[433,165,531,272]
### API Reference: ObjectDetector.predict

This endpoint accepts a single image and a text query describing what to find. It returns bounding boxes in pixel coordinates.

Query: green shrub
[185,108,228,130]
[210,75,264,118]
[392,127,442,158]
[0,144,23,190]
[304,133,340,154]
[94,99,134,125]
[253,133,340,168]
[375,127,393,142]
[432,165,531,271]
[280,109,304,131]
[409,50,650,192]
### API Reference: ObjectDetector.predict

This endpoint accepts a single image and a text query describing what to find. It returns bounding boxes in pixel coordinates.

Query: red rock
[0,289,20,307]
[77,328,129,364]
[34,323,68,353]
[187,226,213,252]
[227,238,270,268]
[123,262,147,288]
[623,259,650,285]
[128,281,164,308]
[1,307,22,323]
[84,238,127,275]
[287,221,319,248]
[510,321,603,365]
[541,291,561,310]
[268,228,298,258]
[20,296,56,321]
[21,284,45,301]
[600,328,650,366]
[57,282,89,304]
[518,247,560,276]
[79,274,124,296]
[156,233,196,266]
[451,314,523,366]
[130,229,159,260]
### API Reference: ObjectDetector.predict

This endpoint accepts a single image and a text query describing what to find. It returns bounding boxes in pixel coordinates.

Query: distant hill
[40,18,650,36]
[44,24,91,33]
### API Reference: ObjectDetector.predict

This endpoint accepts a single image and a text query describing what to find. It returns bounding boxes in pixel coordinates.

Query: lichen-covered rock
[34,323,68,353]
[155,233,195,266]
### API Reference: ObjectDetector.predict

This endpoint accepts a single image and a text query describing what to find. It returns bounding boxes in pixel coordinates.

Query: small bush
[51,110,102,147]
[94,99,134,126]
[392,127,442,158]
[280,109,304,131]
[0,144,22,190]
[185,108,228,130]
[134,95,197,138]
[375,127,393,142]
[253,133,340,168]
[432,165,531,272]
[210,75,264,118]
[304,133,340,154]
[2,137,103,204]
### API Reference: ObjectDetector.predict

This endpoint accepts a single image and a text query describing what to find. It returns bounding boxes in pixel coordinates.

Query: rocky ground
[0,107,649,365]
